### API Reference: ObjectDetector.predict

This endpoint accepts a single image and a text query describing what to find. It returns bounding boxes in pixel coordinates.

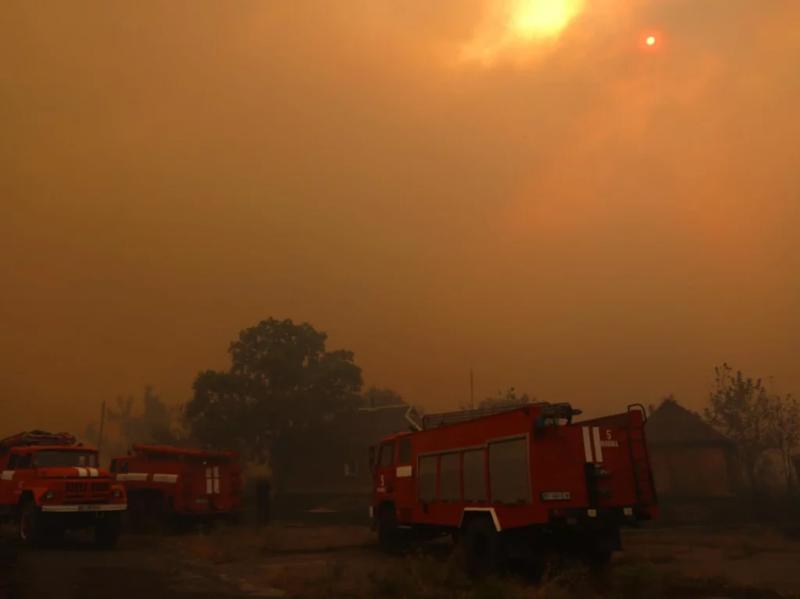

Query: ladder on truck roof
[0,430,77,451]
[625,404,657,507]
[421,402,580,430]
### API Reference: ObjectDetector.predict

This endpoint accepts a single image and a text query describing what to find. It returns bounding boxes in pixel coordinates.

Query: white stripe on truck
[592,426,604,463]
[117,472,148,482]
[152,473,178,483]
[582,426,593,462]
[41,504,127,513]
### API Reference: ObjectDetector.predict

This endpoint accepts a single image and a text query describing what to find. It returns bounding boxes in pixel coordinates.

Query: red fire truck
[0,431,127,547]
[110,445,242,525]
[370,403,656,571]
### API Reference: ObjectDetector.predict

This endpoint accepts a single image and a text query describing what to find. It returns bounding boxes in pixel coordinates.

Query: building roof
[646,399,732,446]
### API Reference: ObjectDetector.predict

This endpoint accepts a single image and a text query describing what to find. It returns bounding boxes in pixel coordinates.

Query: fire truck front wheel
[18,500,44,547]
[94,514,121,549]
[377,504,402,553]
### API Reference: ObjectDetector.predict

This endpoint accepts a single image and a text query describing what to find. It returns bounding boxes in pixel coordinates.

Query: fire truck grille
[65,482,88,494]
[63,481,110,503]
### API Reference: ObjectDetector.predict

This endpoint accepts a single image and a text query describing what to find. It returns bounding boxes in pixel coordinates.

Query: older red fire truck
[0,431,127,547]
[110,445,242,524]
[370,403,656,571]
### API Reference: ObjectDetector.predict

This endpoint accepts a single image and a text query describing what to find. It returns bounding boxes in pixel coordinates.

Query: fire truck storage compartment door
[463,449,487,502]
[439,453,460,501]
[489,437,531,504]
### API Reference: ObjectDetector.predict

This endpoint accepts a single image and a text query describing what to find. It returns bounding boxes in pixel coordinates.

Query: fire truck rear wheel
[18,501,44,547]
[94,514,121,549]
[461,517,502,577]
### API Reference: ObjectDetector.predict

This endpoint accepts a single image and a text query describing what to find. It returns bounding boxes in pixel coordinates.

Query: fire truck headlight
[43,491,56,501]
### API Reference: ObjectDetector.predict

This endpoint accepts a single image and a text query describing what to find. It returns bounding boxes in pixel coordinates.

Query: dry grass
[626,524,799,554]
[173,522,373,564]
[258,523,373,554]
[170,525,800,598]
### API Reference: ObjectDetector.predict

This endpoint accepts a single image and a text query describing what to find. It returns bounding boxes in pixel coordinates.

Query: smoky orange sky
[2,0,799,436]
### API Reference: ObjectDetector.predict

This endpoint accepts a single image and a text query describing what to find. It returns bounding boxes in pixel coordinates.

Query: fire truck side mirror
[368,445,376,469]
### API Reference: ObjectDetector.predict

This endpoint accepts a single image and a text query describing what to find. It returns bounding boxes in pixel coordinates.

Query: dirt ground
[3,524,800,598]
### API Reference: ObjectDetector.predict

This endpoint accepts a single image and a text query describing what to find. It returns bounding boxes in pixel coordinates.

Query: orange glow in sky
[510,0,585,40]
[462,0,585,63]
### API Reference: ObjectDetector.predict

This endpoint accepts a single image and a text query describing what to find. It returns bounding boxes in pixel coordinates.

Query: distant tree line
[94,317,800,505]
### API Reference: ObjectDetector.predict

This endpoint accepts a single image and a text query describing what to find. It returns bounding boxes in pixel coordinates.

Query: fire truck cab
[111,445,242,524]
[370,403,656,570]
[0,431,127,547]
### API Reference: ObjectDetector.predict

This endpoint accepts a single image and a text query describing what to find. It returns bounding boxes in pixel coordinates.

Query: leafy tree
[184,318,363,486]
[108,395,135,440]
[83,421,98,446]
[765,392,800,492]
[706,365,800,499]
[705,364,775,496]
[478,387,534,410]
[362,387,405,408]
[106,386,176,446]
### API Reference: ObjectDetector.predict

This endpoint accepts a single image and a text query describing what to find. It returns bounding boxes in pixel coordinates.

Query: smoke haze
[2,0,799,434]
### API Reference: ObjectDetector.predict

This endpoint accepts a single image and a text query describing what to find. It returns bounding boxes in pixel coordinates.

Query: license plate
[77,504,101,512]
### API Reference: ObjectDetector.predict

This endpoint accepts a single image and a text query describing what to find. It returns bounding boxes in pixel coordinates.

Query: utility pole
[469,368,475,409]
[97,400,106,460]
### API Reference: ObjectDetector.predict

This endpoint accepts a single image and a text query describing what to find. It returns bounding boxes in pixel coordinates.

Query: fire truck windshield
[33,451,98,468]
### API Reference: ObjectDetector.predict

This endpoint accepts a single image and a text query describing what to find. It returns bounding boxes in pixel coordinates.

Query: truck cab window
[418,455,437,502]
[7,454,17,469]
[379,442,395,468]
[16,454,32,469]
[398,438,412,464]
[33,451,98,468]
